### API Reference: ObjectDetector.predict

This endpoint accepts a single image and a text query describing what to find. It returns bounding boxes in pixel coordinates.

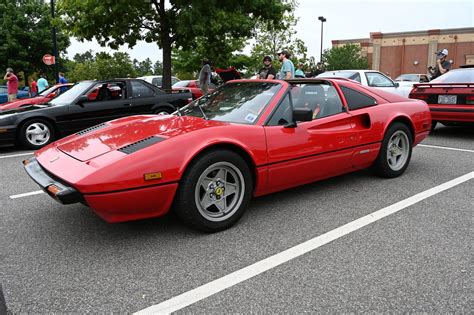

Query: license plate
[438,95,457,104]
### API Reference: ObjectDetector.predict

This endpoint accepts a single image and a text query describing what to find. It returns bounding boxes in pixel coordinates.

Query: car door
[264,82,357,193]
[59,81,132,133]
[128,80,163,115]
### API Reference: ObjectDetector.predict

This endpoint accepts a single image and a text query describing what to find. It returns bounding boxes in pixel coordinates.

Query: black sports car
[0,79,192,149]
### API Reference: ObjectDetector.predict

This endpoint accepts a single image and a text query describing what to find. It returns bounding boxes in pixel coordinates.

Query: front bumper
[23,157,83,205]
[0,126,16,146]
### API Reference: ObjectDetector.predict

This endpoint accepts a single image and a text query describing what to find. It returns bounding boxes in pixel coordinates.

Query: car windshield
[49,81,94,106]
[181,82,281,124]
[39,85,58,96]
[431,69,474,83]
[172,80,191,87]
[395,74,419,81]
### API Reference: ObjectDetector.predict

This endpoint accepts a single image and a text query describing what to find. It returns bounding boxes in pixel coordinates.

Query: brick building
[332,27,474,79]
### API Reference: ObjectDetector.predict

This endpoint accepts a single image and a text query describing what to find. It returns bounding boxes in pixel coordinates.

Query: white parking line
[9,190,44,199]
[418,144,474,153]
[0,152,34,159]
[135,171,474,315]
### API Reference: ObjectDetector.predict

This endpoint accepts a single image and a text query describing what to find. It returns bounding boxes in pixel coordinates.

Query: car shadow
[430,125,474,140]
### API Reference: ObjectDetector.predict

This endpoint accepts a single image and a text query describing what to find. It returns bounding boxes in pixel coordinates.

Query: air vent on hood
[117,136,165,154]
[76,123,107,135]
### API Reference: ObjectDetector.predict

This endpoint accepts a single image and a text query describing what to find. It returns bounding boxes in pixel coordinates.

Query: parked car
[0,83,73,112]
[395,73,430,83]
[23,78,431,232]
[0,85,30,104]
[137,75,180,88]
[409,68,474,129]
[317,70,413,97]
[0,78,192,149]
[172,80,217,99]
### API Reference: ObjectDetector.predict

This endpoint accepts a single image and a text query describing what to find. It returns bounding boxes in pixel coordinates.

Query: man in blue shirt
[58,72,68,93]
[277,50,295,79]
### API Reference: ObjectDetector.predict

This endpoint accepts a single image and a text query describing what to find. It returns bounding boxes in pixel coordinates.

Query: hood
[0,103,51,115]
[57,115,228,161]
[0,97,48,111]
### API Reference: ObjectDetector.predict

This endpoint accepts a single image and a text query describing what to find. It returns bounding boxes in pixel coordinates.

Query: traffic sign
[42,54,55,65]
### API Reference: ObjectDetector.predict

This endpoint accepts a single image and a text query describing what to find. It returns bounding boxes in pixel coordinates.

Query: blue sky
[67,0,473,63]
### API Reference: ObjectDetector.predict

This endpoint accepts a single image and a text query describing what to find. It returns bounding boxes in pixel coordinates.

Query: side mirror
[394,82,400,88]
[77,95,89,104]
[293,107,313,122]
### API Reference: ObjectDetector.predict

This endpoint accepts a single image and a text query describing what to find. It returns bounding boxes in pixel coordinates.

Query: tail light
[466,95,474,104]
[409,93,428,100]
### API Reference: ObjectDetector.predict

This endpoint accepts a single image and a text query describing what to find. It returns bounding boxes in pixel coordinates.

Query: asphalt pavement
[0,124,472,313]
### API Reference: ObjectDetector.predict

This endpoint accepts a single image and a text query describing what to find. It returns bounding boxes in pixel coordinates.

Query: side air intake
[117,136,165,154]
[76,123,107,135]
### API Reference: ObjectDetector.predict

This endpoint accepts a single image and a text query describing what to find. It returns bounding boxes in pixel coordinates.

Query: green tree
[57,0,288,89]
[0,0,69,85]
[153,60,163,75]
[249,4,307,76]
[322,44,369,71]
[133,57,153,76]
[67,51,135,81]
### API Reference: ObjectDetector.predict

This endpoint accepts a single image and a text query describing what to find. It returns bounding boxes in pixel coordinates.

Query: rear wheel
[174,150,253,232]
[372,122,412,178]
[19,119,55,149]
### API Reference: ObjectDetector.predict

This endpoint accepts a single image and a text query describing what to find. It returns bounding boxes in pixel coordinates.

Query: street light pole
[50,0,59,83]
[318,16,326,63]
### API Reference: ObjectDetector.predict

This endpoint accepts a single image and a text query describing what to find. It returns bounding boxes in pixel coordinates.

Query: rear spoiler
[413,83,474,88]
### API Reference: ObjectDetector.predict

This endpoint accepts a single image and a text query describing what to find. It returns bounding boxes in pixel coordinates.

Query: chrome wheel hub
[26,123,50,146]
[195,162,245,222]
[386,130,409,171]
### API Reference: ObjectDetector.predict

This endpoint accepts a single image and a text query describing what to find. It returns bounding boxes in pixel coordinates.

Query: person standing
[429,49,451,80]
[256,56,276,79]
[199,58,212,95]
[58,72,68,93]
[277,50,295,79]
[295,64,306,78]
[37,74,49,93]
[30,78,38,97]
[3,68,19,102]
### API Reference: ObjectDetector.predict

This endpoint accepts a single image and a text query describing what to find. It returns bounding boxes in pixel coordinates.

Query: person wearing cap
[277,50,295,79]
[429,49,451,79]
[199,58,212,95]
[256,56,276,79]
[3,68,19,102]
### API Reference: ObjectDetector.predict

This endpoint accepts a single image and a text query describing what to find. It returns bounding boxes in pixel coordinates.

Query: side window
[420,75,429,83]
[291,83,344,120]
[365,72,394,87]
[87,83,124,102]
[340,86,377,110]
[349,72,362,83]
[267,93,292,126]
[131,81,155,98]
[151,77,162,87]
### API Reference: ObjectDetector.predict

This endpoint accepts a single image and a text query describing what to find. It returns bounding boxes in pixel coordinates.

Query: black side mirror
[77,95,89,104]
[394,82,400,88]
[293,107,313,122]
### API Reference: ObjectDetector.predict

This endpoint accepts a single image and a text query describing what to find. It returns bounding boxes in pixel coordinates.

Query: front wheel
[18,119,55,149]
[154,106,175,115]
[174,150,253,232]
[372,122,412,178]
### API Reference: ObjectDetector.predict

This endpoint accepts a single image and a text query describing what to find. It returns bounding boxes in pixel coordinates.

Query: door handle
[124,103,132,107]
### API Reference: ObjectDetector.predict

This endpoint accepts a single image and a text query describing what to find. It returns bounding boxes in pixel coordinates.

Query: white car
[317,70,413,98]
[137,75,180,88]
[395,73,430,83]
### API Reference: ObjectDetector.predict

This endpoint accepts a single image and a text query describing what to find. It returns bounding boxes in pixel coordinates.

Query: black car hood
[0,104,52,116]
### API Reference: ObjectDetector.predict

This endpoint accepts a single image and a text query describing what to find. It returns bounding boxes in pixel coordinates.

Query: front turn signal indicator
[47,184,62,196]
[144,172,162,181]
[23,159,31,166]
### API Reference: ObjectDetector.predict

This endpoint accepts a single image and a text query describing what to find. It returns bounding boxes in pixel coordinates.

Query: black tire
[372,122,413,178]
[18,119,55,149]
[430,120,437,132]
[174,149,253,232]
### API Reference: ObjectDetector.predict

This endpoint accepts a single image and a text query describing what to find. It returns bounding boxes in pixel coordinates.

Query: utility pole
[318,16,327,63]
[51,0,59,83]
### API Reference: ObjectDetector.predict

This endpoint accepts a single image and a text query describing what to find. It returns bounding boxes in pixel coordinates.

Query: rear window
[431,69,474,83]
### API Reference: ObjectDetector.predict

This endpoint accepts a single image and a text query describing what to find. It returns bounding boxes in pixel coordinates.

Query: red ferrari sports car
[24,79,431,232]
[172,80,216,99]
[409,68,474,129]
[0,83,73,111]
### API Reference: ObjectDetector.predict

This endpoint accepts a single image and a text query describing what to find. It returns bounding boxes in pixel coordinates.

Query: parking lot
[0,125,472,313]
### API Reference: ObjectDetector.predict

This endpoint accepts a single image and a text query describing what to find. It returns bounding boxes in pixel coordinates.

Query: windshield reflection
[181,82,281,124]
[49,81,95,106]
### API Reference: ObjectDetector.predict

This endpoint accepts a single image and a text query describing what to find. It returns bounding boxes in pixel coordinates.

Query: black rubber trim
[23,157,83,205]
[430,108,474,113]
[76,123,107,135]
[117,136,165,154]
